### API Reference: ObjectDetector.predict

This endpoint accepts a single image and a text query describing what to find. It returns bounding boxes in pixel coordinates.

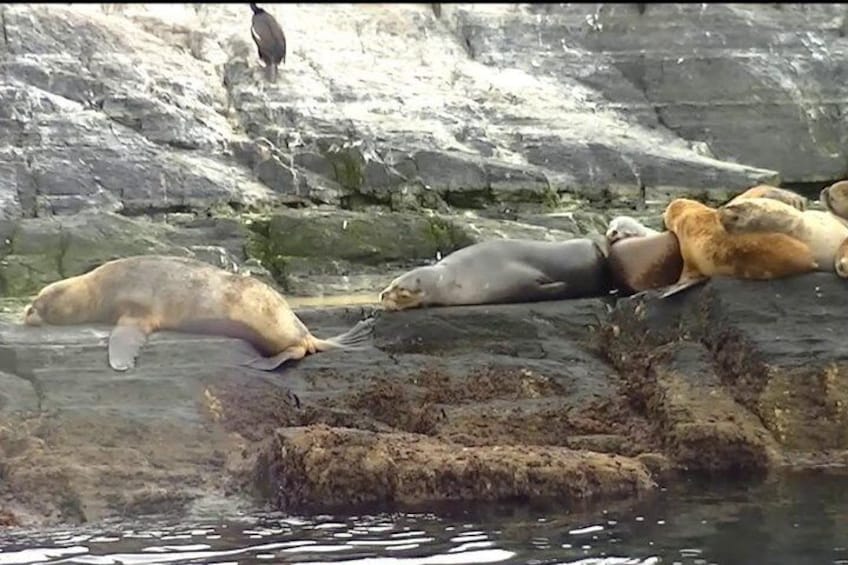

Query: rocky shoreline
[2,2,848,529]
[2,273,848,528]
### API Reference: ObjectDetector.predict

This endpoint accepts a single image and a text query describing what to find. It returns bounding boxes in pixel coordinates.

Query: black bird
[249,3,287,82]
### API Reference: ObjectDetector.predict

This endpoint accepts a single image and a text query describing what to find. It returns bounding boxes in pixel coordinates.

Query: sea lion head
[662,198,701,233]
[716,201,749,233]
[821,181,848,220]
[23,279,88,326]
[606,216,652,244]
[379,266,442,311]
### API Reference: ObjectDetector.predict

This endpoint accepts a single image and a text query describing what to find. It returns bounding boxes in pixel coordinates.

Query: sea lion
[661,198,818,297]
[820,180,848,222]
[607,231,683,295]
[249,3,287,82]
[379,238,609,311]
[23,255,375,372]
[605,215,660,245]
[727,184,807,211]
[717,197,848,272]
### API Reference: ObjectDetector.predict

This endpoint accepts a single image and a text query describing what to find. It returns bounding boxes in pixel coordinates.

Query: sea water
[1,474,846,565]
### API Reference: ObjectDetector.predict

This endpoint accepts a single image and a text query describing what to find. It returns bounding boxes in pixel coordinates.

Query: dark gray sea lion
[379,238,610,310]
[23,255,375,372]
[249,3,287,82]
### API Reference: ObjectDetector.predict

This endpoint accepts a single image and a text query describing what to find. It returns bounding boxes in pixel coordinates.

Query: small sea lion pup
[23,255,375,372]
[727,184,807,211]
[249,3,287,82]
[605,215,660,245]
[661,198,818,297]
[379,238,610,311]
[718,197,848,273]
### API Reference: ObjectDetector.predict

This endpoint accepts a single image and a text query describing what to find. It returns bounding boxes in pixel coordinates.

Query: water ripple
[1,475,848,565]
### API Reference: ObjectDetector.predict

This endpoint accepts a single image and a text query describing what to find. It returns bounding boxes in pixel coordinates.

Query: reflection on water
[1,474,847,565]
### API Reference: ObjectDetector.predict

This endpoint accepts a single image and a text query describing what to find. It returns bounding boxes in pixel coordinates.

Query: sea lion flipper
[243,346,306,371]
[108,323,149,371]
[659,277,709,299]
[538,281,567,294]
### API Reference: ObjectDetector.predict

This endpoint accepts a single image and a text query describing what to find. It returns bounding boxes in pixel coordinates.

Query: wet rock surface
[1,273,848,527]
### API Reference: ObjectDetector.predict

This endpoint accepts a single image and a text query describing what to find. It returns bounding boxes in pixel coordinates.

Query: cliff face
[5,3,847,221]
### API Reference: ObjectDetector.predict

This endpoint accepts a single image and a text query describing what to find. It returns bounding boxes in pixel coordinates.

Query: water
[1,474,846,565]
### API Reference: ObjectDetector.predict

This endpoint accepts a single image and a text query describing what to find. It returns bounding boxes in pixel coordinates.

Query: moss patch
[0,212,190,298]
[243,209,474,288]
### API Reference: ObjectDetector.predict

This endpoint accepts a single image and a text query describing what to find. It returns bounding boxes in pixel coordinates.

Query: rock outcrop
[2,273,848,527]
[2,1,848,530]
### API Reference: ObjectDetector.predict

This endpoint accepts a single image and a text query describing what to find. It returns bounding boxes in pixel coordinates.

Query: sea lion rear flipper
[659,277,709,299]
[108,324,150,371]
[243,346,306,371]
[324,317,377,350]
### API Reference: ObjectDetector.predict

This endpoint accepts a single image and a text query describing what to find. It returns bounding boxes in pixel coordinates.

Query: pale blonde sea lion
[661,198,819,297]
[728,184,807,211]
[820,181,848,277]
[718,197,848,273]
[820,180,848,224]
[23,255,375,371]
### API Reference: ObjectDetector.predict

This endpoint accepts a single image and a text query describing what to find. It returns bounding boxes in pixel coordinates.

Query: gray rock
[453,3,848,183]
[4,3,839,224]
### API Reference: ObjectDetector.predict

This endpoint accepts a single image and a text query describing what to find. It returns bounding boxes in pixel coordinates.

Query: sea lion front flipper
[538,281,568,295]
[658,277,709,299]
[108,323,150,371]
[243,345,307,371]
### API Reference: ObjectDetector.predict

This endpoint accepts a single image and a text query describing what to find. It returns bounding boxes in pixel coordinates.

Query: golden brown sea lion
[23,255,375,371]
[661,198,818,297]
[607,231,683,295]
[718,197,848,273]
[727,184,807,211]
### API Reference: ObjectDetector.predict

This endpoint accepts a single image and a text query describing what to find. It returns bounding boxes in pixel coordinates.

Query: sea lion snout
[836,257,848,278]
[379,285,399,310]
[23,303,43,326]
[820,187,830,210]
[717,207,740,231]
